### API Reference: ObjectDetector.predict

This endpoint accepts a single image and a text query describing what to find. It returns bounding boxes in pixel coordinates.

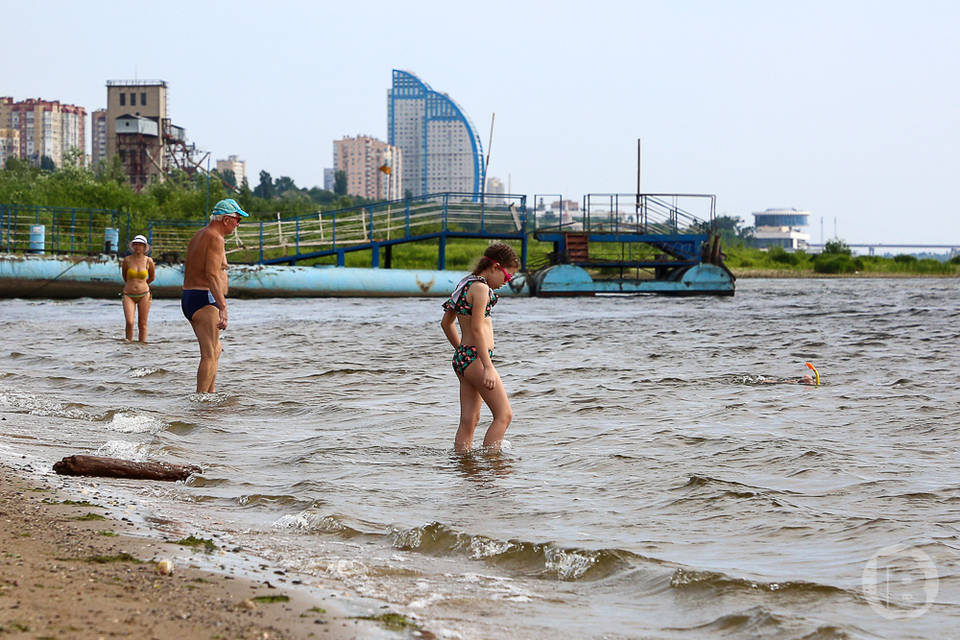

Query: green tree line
[0,153,374,233]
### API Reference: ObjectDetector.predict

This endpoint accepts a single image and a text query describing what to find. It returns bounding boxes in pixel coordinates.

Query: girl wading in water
[120,234,155,342]
[440,243,520,453]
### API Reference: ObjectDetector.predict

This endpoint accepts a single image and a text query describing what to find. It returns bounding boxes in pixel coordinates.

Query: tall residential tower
[386,69,483,200]
[0,97,86,167]
[90,109,107,167]
[333,135,402,200]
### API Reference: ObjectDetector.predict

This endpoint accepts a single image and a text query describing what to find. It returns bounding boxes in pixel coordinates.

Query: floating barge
[0,192,734,298]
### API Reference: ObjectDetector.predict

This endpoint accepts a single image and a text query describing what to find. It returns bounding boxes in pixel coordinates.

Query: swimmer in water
[759,362,820,386]
[760,374,816,385]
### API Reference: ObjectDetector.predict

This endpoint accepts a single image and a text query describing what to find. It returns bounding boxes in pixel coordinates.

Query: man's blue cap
[211,198,249,217]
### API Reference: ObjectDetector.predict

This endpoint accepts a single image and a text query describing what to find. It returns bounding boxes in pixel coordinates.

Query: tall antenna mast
[483,113,495,193]
[636,138,642,195]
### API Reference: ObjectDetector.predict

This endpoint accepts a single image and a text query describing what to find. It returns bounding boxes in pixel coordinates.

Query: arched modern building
[387,69,484,200]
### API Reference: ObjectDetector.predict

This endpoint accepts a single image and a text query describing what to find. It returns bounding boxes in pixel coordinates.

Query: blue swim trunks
[181,289,217,321]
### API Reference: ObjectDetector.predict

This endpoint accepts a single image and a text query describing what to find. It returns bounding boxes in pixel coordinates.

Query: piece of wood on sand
[53,455,201,482]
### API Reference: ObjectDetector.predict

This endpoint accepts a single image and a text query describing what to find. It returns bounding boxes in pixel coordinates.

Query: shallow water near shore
[2,278,960,639]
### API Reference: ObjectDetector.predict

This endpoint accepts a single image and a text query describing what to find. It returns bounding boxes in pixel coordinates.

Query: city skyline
[2,0,958,244]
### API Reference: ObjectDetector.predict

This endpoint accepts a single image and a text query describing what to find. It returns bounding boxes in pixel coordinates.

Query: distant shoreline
[731,269,959,279]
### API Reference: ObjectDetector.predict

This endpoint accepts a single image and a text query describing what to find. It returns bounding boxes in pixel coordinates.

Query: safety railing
[148,192,527,264]
[0,204,130,255]
[531,193,716,235]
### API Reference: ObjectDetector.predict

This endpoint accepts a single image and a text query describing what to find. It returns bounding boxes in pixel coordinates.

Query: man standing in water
[181,198,248,393]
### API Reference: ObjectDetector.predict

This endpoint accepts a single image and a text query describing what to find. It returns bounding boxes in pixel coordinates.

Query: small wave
[165,421,199,435]
[389,522,640,581]
[184,476,231,488]
[300,368,394,378]
[236,493,304,508]
[102,410,165,434]
[94,440,150,461]
[272,511,644,582]
[188,392,233,405]
[883,378,915,386]
[669,567,848,597]
[665,605,853,638]
[0,390,95,420]
[129,367,165,378]
[272,511,366,538]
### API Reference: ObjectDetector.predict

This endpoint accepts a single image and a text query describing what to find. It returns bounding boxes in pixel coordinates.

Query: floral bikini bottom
[452,344,494,377]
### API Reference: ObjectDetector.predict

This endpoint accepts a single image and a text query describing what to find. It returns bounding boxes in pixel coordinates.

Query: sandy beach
[0,462,426,639]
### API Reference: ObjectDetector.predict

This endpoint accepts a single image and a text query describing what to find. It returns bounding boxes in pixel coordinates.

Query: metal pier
[527,193,735,296]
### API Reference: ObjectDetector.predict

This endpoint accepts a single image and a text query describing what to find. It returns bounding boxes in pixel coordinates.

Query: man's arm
[203,235,229,328]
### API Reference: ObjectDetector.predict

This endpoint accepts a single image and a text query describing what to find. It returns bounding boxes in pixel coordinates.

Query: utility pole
[636,138,642,195]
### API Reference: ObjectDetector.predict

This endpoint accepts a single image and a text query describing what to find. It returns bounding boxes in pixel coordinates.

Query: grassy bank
[723,245,960,277]
[300,240,959,278]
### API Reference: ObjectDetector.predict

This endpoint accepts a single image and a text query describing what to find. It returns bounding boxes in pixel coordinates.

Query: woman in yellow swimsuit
[120,234,156,342]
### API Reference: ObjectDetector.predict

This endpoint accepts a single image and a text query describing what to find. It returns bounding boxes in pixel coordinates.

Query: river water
[1,278,959,639]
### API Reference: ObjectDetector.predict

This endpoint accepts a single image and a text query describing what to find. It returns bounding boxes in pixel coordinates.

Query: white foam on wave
[466,536,513,559]
[449,572,536,602]
[95,440,149,461]
[543,547,597,580]
[272,510,350,534]
[188,392,229,404]
[129,367,162,378]
[105,411,165,434]
[324,558,368,579]
[272,512,313,529]
[0,389,92,420]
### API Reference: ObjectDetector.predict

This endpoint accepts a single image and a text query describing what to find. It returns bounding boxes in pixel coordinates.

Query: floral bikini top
[442,275,499,317]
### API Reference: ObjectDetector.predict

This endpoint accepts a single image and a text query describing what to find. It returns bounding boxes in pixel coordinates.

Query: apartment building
[0,96,86,167]
[90,109,107,167]
[486,176,505,203]
[216,155,246,187]
[0,128,19,168]
[333,135,402,200]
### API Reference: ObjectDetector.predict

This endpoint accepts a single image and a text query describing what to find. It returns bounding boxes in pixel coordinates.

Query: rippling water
[2,278,960,639]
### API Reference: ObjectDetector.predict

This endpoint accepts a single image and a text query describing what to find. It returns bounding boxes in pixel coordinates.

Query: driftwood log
[53,455,200,482]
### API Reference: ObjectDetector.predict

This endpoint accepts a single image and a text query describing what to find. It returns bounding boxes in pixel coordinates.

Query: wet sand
[0,463,418,639]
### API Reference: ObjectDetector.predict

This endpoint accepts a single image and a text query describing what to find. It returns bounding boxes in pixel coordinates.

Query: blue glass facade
[754,213,810,227]
[387,69,484,200]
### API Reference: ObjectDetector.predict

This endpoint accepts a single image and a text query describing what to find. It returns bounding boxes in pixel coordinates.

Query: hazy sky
[4,0,958,244]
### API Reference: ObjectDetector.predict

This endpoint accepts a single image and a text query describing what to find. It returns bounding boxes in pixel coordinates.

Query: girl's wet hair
[473,242,520,275]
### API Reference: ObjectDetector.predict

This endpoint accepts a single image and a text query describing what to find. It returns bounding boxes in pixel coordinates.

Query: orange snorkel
[805,361,820,386]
